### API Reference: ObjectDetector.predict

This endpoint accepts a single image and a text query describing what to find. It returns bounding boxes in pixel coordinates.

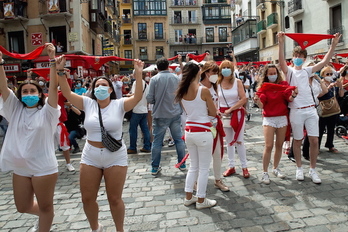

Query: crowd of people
[0,31,346,231]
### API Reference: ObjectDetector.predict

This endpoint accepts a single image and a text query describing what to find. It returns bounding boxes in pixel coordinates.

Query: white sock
[297,166,303,171]
[309,168,315,173]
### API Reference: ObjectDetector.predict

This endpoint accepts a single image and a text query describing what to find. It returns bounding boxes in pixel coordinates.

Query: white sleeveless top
[182,86,210,123]
[218,80,239,108]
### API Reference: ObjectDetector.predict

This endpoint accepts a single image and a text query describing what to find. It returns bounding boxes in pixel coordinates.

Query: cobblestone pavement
[1,105,348,231]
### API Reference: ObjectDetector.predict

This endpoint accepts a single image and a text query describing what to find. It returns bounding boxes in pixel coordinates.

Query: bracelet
[49,58,56,62]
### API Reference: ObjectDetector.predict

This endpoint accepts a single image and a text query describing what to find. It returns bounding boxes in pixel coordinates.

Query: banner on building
[48,0,60,13]
[4,3,15,19]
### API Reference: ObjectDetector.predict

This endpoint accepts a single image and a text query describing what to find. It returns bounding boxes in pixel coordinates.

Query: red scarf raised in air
[0,45,45,60]
[285,33,335,49]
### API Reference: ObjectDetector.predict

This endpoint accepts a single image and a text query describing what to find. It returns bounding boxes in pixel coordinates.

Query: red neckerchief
[285,33,334,49]
[213,116,226,158]
[220,107,245,146]
[58,122,70,147]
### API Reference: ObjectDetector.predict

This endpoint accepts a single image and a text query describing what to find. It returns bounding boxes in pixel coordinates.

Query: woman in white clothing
[0,44,60,232]
[217,60,249,178]
[199,61,229,192]
[175,62,217,209]
[58,57,144,232]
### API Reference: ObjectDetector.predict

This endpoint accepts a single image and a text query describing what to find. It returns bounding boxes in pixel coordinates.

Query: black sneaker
[72,147,81,154]
[288,156,296,163]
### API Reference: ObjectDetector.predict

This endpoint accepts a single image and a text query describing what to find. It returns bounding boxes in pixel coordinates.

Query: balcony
[153,33,166,41]
[122,37,132,46]
[170,17,199,25]
[327,27,344,45]
[170,0,199,7]
[39,0,72,19]
[121,0,131,4]
[0,2,28,22]
[203,0,228,3]
[90,11,106,34]
[288,0,304,17]
[257,20,266,34]
[233,19,257,45]
[104,21,112,35]
[168,37,203,45]
[122,18,132,24]
[267,13,278,29]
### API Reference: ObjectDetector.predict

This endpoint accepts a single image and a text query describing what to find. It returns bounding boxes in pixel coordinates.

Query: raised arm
[57,56,84,110]
[277,32,288,75]
[312,33,342,73]
[124,59,144,112]
[0,52,11,101]
[46,43,58,108]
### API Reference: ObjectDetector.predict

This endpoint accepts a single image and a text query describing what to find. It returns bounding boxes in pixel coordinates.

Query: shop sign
[4,64,20,73]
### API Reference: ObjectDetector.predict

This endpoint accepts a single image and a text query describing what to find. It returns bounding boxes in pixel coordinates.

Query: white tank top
[218,80,239,108]
[182,86,210,123]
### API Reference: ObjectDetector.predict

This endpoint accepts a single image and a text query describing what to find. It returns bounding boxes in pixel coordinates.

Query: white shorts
[81,141,128,169]
[262,116,288,128]
[13,166,58,177]
[290,107,319,140]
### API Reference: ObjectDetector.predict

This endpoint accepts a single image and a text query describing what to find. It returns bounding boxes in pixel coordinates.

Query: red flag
[64,55,133,70]
[188,53,207,62]
[332,63,344,71]
[337,53,348,58]
[285,33,335,49]
[0,45,45,60]
[25,68,50,80]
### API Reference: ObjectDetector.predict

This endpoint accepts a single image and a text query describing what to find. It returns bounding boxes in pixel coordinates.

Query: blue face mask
[239,75,244,79]
[268,75,278,82]
[94,86,110,100]
[175,67,181,73]
[221,68,232,77]
[22,95,40,107]
[76,83,82,88]
[293,58,304,67]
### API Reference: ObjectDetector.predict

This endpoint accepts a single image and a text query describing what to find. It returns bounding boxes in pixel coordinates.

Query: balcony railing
[170,0,198,7]
[123,37,132,45]
[256,20,266,34]
[168,37,203,45]
[39,0,71,16]
[171,17,199,24]
[122,18,132,24]
[288,0,304,17]
[139,54,148,60]
[267,12,278,28]
[203,0,228,3]
[122,0,131,4]
[0,2,28,20]
[327,27,344,45]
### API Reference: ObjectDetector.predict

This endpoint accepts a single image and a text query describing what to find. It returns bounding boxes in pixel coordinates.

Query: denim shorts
[81,141,128,169]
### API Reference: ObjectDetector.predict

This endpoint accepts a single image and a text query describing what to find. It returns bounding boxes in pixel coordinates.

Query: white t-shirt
[0,91,60,173]
[286,66,314,109]
[83,97,125,141]
[130,80,148,114]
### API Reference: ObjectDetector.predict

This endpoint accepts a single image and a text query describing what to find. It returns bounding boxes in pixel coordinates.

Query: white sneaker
[273,168,285,179]
[196,198,217,209]
[296,168,304,181]
[309,170,322,184]
[184,196,198,206]
[92,223,103,232]
[66,163,75,172]
[261,173,270,185]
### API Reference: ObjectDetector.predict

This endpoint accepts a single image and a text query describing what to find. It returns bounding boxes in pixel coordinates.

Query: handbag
[98,104,123,152]
[220,87,232,127]
[318,95,341,117]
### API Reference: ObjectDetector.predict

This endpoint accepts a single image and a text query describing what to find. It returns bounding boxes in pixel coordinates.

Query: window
[205,7,219,19]
[8,31,25,53]
[138,23,147,40]
[219,27,227,42]
[49,26,67,53]
[273,31,278,45]
[134,0,166,16]
[213,47,227,57]
[124,30,132,44]
[262,37,266,49]
[139,47,147,60]
[155,47,164,60]
[154,23,163,39]
[206,28,214,42]
[188,11,197,23]
[175,29,183,43]
[329,5,343,43]
[124,50,132,59]
[295,20,302,46]
[174,11,182,24]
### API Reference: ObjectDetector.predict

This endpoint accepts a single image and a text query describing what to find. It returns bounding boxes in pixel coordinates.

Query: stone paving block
[129,221,158,231]
[230,218,255,228]
[2,219,27,229]
[166,210,187,220]
[241,226,264,232]
[326,212,347,223]
[167,226,190,232]
[252,215,274,225]
[303,225,331,232]
[159,219,178,228]
[143,213,164,222]
[290,209,314,219]
[124,215,143,225]
[302,215,330,226]
[189,224,220,232]
[134,206,155,215]
[263,221,291,231]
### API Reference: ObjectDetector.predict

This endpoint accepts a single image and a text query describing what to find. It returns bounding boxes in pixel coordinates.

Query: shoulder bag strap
[97,104,104,129]
[220,87,230,108]
[309,84,318,107]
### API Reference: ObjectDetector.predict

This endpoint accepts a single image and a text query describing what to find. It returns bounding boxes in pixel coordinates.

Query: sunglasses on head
[325,73,333,76]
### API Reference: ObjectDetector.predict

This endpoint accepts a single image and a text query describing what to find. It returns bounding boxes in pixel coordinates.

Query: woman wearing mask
[58,57,144,232]
[175,62,217,209]
[0,44,60,231]
[199,61,229,191]
[318,66,344,153]
[217,60,249,178]
[255,64,296,184]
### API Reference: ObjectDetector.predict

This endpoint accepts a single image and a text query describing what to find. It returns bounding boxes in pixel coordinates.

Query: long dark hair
[175,62,200,102]
[17,80,45,108]
[90,77,117,100]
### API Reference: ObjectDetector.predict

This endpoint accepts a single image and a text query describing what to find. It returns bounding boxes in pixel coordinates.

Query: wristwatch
[57,71,66,76]
[0,59,5,65]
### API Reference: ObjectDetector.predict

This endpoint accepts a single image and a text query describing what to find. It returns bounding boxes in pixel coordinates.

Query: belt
[185,128,211,133]
[296,105,315,109]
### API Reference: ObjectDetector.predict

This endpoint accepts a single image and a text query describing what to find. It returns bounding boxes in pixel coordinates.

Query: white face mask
[324,76,333,82]
[268,75,278,83]
[145,76,150,82]
[208,74,218,84]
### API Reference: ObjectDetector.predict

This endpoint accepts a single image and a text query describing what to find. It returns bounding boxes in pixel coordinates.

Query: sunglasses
[325,73,333,76]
